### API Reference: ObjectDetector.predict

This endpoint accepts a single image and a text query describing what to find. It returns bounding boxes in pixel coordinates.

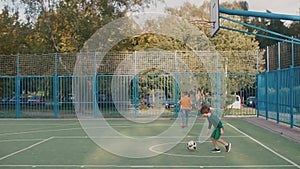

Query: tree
[248,10,291,49]
[289,21,300,37]
[0,7,28,54]
[0,0,157,54]
[106,1,265,95]
[166,1,265,73]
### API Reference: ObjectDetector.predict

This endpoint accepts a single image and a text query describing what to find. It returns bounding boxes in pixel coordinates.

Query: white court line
[0,127,83,136]
[0,137,53,161]
[0,164,295,168]
[0,122,79,126]
[0,121,208,137]
[0,126,129,136]
[0,138,45,143]
[0,123,168,137]
[227,123,300,169]
[0,136,246,143]
[0,122,228,137]
[52,135,247,139]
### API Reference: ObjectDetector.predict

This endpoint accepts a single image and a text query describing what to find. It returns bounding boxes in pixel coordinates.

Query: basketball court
[0,118,299,168]
[0,0,300,168]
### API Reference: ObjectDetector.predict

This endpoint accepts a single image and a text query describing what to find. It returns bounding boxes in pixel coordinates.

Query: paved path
[243,117,300,143]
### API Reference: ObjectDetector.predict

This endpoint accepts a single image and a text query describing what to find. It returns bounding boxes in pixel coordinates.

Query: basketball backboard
[211,0,220,37]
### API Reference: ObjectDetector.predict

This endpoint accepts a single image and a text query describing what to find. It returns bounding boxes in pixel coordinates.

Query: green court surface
[0,118,299,169]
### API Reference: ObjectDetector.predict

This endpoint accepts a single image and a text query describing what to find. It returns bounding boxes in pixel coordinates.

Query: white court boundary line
[0,137,53,161]
[52,135,246,139]
[0,120,79,126]
[0,120,210,137]
[0,126,131,136]
[0,138,45,143]
[0,122,229,137]
[227,123,300,169]
[0,127,84,136]
[0,164,295,168]
[0,122,191,137]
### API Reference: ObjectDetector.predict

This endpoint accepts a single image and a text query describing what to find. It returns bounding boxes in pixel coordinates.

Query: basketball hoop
[189,19,213,28]
[210,0,220,37]
[189,0,219,36]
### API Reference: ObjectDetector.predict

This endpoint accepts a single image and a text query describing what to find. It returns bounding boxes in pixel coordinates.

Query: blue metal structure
[257,67,300,128]
[218,23,300,128]
[220,7,300,21]
[218,7,300,128]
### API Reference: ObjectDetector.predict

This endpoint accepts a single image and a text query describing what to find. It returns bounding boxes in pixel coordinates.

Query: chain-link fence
[0,51,259,118]
[268,41,300,71]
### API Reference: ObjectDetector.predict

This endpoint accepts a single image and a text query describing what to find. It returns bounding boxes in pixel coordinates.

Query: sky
[245,0,299,15]
[146,0,300,16]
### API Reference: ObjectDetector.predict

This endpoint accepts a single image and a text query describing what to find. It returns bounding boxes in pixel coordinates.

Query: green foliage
[0,7,30,54]
[165,1,265,72]
[0,0,156,54]
[111,33,190,51]
[289,21,300,37]
[163,1,265,93]
[248,10,297,49]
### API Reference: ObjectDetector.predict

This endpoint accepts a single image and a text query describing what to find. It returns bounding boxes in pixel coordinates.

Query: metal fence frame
[257,42,300,128]
[0,51,259,119]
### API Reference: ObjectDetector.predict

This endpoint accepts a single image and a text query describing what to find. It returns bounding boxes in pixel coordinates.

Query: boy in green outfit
[200,105,231,153]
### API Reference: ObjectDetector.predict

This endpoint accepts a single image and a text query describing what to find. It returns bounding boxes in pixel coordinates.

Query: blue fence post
[15,54,20,118]
[256,50,259,117]
[215,51,221,116]
[289,66,294,128]
[174,78,180,118]
[276,42,280,124]
[265,46,269,120]
[174,51,179,118]
[93,52,98,117]
[133,51,138,117]
[290,37,295,128]
[54,53,59,118]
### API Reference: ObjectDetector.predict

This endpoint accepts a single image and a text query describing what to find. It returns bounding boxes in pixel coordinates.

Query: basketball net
[189,19,214,28]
